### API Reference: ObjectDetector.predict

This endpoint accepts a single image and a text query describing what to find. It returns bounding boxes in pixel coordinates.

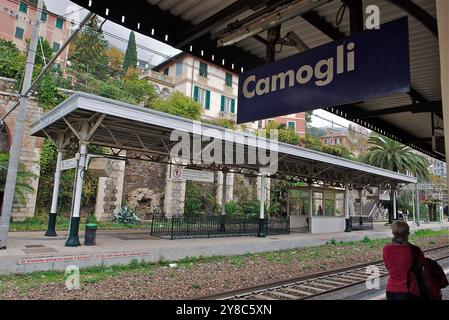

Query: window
[199,62,208,78]
[193,86,210,110]
[41,11,47,22]
[161,88,170,96]
[225,72,233,87]
[175,62,183,76]
[312,192,324,216]
[52,42,61,52]
[335,193,345,217]
[163,67,169,76]
[289,190,310,216]
[19,1,28,13]
[288,121,296,131]
[56,17,64,29]
[15,27,24,40]
[221,96,235,113]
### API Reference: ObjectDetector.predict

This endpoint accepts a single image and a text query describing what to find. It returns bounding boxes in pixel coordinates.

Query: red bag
[409,245,448,300]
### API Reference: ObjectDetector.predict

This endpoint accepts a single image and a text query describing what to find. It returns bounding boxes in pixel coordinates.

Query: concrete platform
[0,222,448,275]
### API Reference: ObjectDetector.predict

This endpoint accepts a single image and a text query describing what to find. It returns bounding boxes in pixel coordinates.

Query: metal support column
[65,143,88,247]
[266,26,280,63]
[258,173,266,238]
[412,187,416,225]
[220,171,227,231]
[436,1,449,213]
[393,189,397,221]
[415,183,421,226]
[359,190,364,226]
[45,149,64,237]
[0,0,44,249]
[344,184,352,232]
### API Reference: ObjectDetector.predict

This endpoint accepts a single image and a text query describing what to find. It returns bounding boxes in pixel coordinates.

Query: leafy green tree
[122,31,137,74]
[37,75,67,111]
[152,92,202,120]
[0,153,36,205]
[69,17,109,80]
[359,135,429,180]
[322,144,353,159]
[299,134,323,151]
[122,69,156,106]
[205,118,236,129]
[0,40,26,79]
[107,46,124,78]
[27,38,53,67]
[262,121,300,145]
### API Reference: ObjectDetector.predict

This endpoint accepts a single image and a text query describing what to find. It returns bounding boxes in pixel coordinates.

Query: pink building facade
[0,0,72,69]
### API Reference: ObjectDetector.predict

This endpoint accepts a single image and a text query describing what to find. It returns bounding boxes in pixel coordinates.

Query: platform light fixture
[217,0,330,47]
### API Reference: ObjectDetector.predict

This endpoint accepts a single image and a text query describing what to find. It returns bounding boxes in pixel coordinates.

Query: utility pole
[0,0,44,249]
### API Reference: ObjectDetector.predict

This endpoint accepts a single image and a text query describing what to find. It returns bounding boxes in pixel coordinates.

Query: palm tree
[360,135,429,224]
[0,153,36,208]
[359,135,429,181]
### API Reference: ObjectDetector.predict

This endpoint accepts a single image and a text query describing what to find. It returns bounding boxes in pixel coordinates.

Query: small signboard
[60,158,77,171]
[379,193,391,201]
[171,167,214,183]
[237,18,410,124]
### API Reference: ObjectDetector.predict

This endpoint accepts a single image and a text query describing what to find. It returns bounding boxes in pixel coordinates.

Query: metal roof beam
[175,0,270,48]
[352,101,442,119]
[386,0,438,37]
[301,10,346,39]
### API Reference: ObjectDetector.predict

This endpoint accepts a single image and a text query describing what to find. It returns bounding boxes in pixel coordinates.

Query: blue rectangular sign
[237,17,410,124]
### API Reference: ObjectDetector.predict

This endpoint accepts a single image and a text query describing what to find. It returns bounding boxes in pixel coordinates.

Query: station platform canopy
[70,0,444,161]
[30,92,417,188]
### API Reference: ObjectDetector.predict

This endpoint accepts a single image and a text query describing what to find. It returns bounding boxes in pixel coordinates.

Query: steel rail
[194,244,449,300]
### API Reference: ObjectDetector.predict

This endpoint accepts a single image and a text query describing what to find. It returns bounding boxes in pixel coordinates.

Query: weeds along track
[196,245,449,300]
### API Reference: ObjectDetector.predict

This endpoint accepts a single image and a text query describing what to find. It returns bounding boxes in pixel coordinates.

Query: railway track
[197,245,449,300]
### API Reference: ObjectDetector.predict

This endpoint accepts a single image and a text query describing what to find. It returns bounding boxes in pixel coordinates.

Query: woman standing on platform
[383,220,425,300]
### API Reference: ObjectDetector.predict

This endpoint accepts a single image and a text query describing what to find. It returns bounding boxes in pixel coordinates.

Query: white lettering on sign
[171,167,214,183]
[243,43,356,99]
[17,255,91,265]
[60,158,77,171]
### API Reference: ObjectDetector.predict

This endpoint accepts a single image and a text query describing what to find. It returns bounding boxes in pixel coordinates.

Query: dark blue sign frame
[237,17,410,124]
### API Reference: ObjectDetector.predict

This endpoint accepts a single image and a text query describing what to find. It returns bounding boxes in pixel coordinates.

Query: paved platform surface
[0,222,448,275]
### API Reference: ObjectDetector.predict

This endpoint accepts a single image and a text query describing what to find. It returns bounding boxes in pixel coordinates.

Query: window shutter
[205,90,211,110]
[231,99,236,113]
[193,86,199,102]
[220,95,225,112]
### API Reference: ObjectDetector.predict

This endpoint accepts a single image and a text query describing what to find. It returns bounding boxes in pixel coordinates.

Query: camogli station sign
[237,17,411,124]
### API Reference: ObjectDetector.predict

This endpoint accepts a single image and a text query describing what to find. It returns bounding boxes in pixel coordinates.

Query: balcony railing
[219,112,236,121]
[144,70,174,85]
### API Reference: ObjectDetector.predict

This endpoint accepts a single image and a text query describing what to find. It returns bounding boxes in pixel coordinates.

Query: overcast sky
[44,0,352,129]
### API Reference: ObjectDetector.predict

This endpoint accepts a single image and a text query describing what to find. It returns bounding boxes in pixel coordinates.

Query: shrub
[113,206,140,224]
[225,200,240,216]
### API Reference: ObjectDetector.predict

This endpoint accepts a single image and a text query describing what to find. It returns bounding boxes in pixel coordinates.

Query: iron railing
[150,216,290,240]
[350,216,374,231]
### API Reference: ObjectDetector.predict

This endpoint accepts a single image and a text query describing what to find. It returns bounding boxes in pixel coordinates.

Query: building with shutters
[147,52,259,131]
[0,0,72,70]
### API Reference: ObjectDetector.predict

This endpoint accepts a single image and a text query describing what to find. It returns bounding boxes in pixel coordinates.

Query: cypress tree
[123,31,138,73]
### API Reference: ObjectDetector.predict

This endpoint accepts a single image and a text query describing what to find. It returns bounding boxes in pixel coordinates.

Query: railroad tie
[282,287,311,297]
[267,291,301,300]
